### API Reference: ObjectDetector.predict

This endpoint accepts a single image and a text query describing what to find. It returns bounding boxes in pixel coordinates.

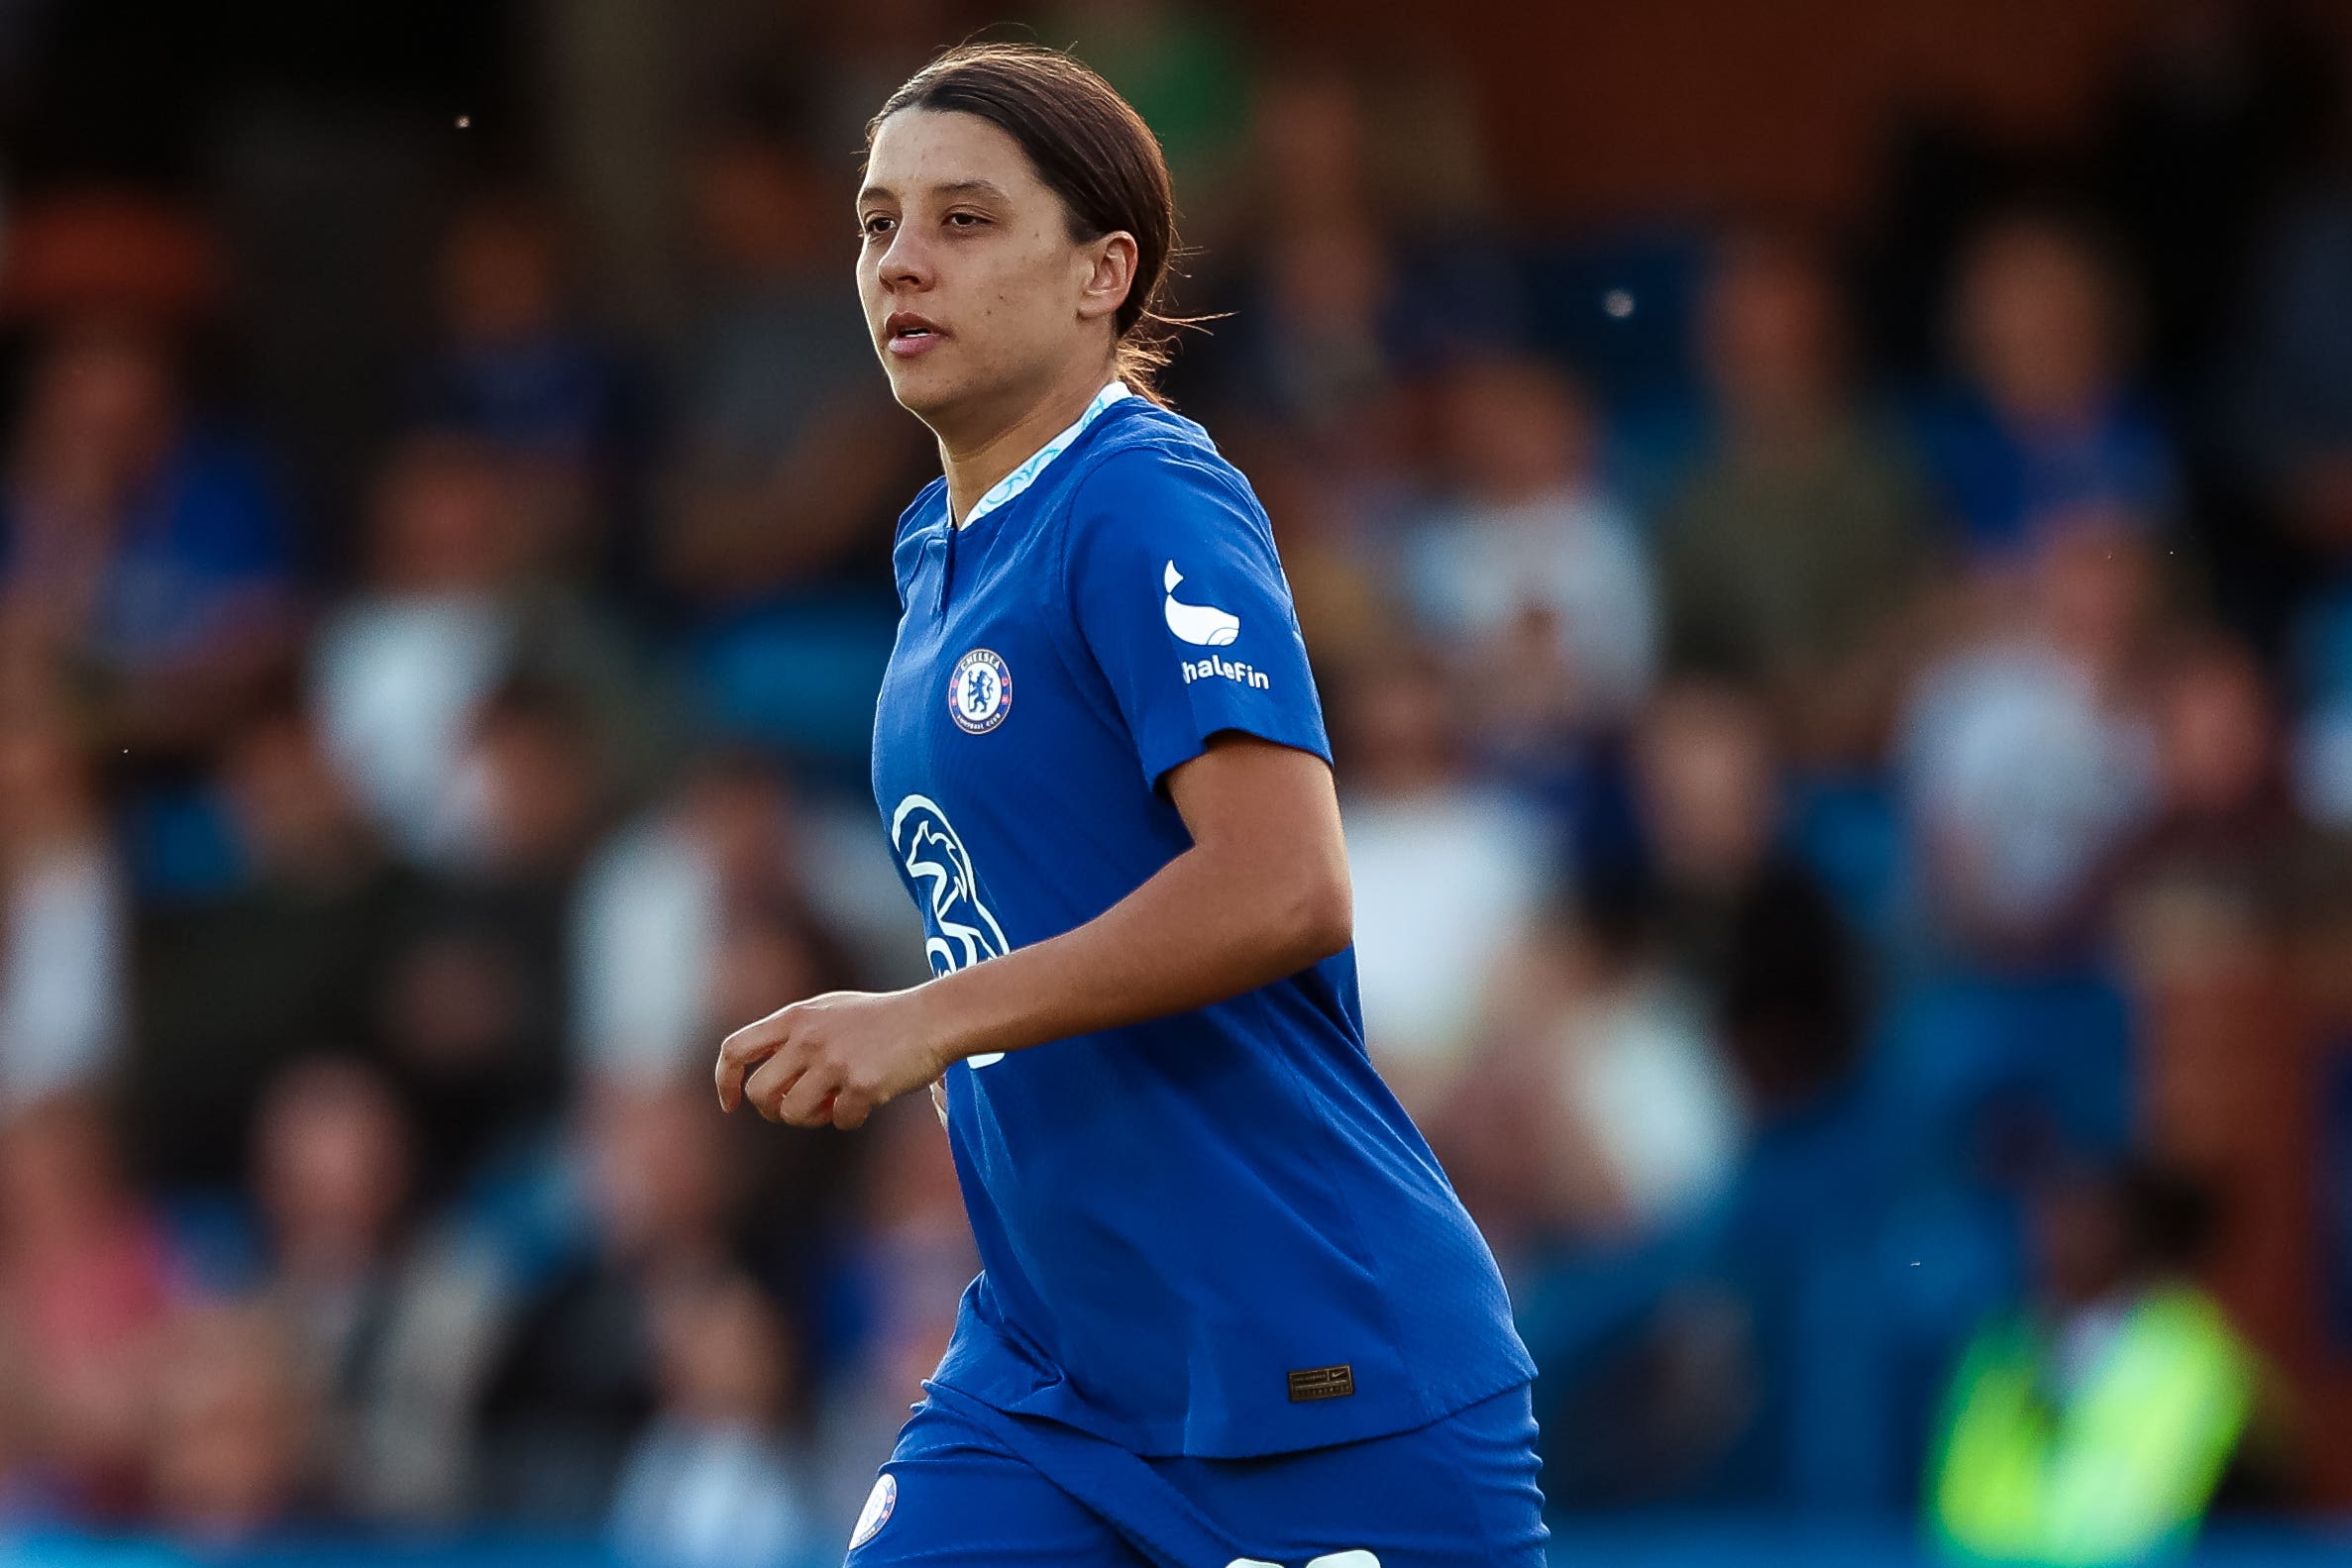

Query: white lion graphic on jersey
[891,793,1008,1068]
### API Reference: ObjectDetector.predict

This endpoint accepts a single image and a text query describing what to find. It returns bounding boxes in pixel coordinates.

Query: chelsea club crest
[948,648,1013,734]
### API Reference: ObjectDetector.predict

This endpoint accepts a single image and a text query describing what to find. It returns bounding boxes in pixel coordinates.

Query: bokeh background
[2,0,2352,1563]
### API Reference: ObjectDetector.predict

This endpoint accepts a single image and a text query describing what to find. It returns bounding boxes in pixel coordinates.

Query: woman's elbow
[1279,865,1354,969]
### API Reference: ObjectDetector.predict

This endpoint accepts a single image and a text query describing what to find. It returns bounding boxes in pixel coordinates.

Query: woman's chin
[891,364,1004,432]
[885,359,963,419]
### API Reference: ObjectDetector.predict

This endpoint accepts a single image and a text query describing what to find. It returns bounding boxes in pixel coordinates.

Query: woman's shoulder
[1062,401,1255,519]
[1048,411,1276,598]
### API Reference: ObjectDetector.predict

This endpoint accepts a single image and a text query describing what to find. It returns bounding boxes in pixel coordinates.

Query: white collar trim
[956,380,1133,529]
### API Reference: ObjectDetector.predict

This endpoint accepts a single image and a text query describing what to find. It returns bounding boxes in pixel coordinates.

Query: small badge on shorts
[948,648,1013,734]
[849,1472,897,1550]
[1287,1363,1356,1403]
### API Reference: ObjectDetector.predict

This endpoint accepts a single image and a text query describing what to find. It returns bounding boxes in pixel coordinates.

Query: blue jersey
[870,384,1534,1459]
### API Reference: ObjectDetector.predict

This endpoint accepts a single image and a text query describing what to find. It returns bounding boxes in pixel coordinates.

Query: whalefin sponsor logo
[1181,654,1271,690]
[1163,560,1240,646]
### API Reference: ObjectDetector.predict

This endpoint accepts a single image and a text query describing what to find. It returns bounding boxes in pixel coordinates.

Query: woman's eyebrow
[931,178,1011,202]
[859,177,1013,207]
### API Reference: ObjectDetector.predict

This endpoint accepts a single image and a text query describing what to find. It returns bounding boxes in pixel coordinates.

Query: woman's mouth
[885,312,946,359]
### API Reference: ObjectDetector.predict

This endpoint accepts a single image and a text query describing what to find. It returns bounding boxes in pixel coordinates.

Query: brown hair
[869,42,1184,398]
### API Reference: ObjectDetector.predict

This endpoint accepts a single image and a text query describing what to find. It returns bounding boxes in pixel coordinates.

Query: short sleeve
[1063,445,1331,789]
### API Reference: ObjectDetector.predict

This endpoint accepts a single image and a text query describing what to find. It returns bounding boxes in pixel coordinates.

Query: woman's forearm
[912,836,1350,1064]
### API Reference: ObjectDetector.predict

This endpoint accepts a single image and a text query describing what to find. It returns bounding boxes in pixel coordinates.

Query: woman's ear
[1077,232,1139,325]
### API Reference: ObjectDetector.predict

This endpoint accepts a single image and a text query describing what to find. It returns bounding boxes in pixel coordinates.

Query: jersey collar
[956,379,1133,530]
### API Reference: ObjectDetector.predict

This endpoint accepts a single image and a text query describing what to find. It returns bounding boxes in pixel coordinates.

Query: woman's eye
[860,215,895,239]
[947,212,986,230]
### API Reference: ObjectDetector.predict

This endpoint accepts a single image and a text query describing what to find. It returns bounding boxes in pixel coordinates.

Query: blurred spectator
[1437,680,1844,1256]
[572,751,859,1090]
[311,431,666,867]
[1197,71,1439,475]
[0,320,298,752]
[1333,653,1561,1118]
[1633,680,1866,1114]
[474,1082,750,1523]
[426,678,608,878]
[0,1095,175,1520]
[416,184,638,581]
[2107,636,2343,1488]
[250,1058,509,1525]
[312,433,518,853]
[1658,225,1939,761]
[652,109,920,770]
[1930,1161,2256,1565]
[2112,632,2318,933]
[254,1058,407,1453]
[1900,513,2166,964]
[147,1300,317,1544]
[1398,352,1657,755]
[1599,676,1904,1505]
[0,651,124,1106]
[656,112,912,604]
[129,702,414,1188]
[571,759,878,1295]
[377,681,605,1189]
[1916,213,2176,568]
[609,1271,821,1568]
[1439,883,1741,1258]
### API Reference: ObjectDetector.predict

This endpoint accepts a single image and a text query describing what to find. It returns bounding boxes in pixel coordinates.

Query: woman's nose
[878,229,931,289]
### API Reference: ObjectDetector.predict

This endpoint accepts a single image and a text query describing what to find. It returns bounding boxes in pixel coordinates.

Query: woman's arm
[934,731,1351,1053]
[715,732,1351,1128]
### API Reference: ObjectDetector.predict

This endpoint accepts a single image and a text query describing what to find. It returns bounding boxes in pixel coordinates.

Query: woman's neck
[938,359,1120,524]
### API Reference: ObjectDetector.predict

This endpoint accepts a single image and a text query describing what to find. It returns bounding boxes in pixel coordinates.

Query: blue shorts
[842,1382,1548,1567]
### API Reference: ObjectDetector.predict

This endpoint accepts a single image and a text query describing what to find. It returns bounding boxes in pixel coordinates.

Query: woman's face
[857,108,1127,428]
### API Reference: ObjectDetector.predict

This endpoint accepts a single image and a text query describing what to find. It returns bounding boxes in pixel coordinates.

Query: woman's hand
[714,988,954,1130]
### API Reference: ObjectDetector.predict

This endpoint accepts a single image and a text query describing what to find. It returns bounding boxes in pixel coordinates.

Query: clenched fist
[715,988,956,1130]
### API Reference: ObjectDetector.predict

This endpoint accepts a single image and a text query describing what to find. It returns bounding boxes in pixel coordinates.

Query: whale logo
[1163,560,1240,647]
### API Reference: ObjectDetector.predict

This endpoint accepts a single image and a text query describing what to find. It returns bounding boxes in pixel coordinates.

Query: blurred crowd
[2,0,2352,1563]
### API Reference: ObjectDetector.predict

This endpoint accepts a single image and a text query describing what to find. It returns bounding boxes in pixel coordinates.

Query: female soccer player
[714,43,1545,1567]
